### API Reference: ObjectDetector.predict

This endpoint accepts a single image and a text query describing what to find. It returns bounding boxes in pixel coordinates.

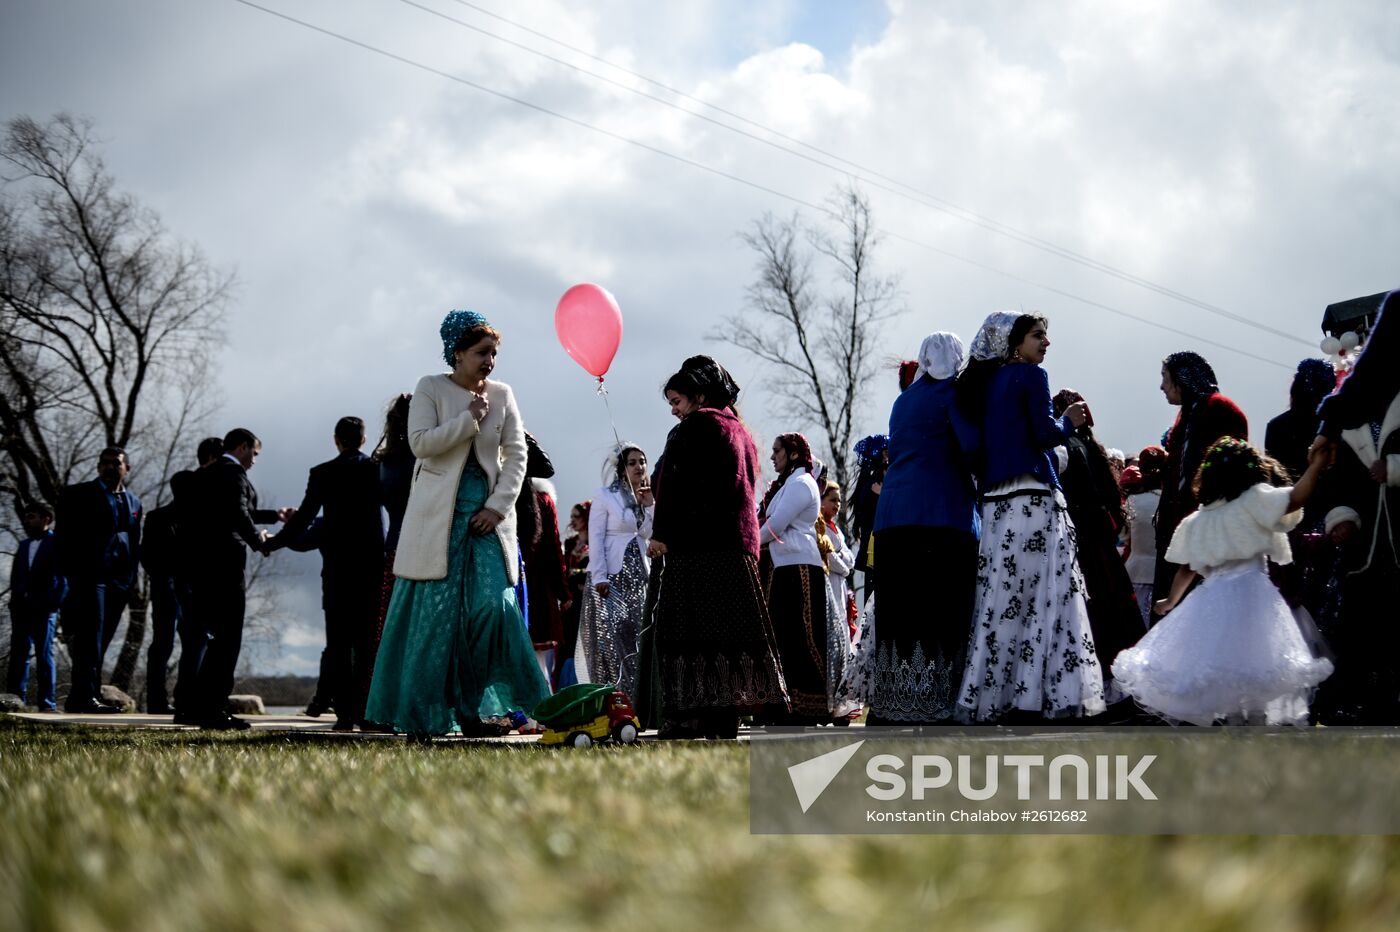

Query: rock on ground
[227,695,266,715]
[99,685,136,712]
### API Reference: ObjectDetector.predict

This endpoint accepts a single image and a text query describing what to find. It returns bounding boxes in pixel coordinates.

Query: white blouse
[588,485,654,585]
[826,521,855,609]
[1124,490,1161,585]
[760,468,823,568]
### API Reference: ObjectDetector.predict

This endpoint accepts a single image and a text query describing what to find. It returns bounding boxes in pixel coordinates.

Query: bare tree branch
[1,113,231,694]
[713,184,903,523]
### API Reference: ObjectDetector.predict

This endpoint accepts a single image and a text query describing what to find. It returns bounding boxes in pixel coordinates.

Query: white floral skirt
[956,491,1106,721]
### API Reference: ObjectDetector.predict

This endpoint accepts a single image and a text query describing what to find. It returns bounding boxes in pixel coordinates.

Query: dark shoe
[357,721,394,734]
[148,703,176,716]
[657,718,706,740]
[331,719,356,732]
[173,710,203,726]
[304,700,331,718]
[201,713,252,731]
[64,699,121,715]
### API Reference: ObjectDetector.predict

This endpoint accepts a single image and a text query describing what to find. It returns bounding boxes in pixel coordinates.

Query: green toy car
[533,683,641,748]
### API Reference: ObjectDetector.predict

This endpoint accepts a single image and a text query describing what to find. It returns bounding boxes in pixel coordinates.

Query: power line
[428,0,1311,349]
[227,0,1292,370]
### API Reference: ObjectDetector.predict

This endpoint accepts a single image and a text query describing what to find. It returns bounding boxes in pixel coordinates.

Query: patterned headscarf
[1290,358,1335,410]
[760,432,815,522]
[968,311,1021,362]
[853,433,889,470]
[1162,351,1219,401]
[912,331,967,382]
[679,355,742,409]
[603,442,649,527]
[440,309,492,367]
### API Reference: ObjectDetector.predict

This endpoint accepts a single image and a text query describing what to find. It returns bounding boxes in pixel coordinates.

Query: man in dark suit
[57,446,142,714]
[6,502,67,711]
[266,417,385,731]
[178,428,283,730]
[141,437,225,714]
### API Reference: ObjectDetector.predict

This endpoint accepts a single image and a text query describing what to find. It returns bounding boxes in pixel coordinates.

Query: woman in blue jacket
[866,332,981,724]
[953,312,1106,722]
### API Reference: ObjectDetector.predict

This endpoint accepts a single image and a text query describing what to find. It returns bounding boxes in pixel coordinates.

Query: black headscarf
[1163,351,1219,402]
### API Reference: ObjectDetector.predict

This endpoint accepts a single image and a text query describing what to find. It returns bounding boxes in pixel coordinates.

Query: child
[1111,438,1334,725]
[6,502,67,711]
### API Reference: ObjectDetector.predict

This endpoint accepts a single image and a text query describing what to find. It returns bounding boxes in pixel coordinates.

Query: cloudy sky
[4,0,1398,674]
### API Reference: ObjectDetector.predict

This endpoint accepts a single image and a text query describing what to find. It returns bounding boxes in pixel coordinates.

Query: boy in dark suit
[57,446,142,713]
[7,503,67,710]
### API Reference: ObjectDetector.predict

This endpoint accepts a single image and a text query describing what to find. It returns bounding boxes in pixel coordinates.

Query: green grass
[1,719,1397,931]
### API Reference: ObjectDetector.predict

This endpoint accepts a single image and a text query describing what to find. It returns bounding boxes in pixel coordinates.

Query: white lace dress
[1111,483,1334,726]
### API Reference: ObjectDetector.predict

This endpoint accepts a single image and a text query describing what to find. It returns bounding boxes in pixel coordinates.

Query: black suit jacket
[11,532,67,616]
[268,450,384,572]
[56,479,143,587]
[186,458,278,571]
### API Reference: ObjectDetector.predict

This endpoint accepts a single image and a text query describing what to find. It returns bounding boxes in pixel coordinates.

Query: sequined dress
[366,459,551,735]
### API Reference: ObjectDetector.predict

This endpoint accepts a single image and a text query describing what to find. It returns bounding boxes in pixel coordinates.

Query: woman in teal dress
[366,310,551,737]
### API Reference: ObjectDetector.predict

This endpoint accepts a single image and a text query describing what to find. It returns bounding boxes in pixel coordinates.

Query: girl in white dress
[1111,438,1334,725]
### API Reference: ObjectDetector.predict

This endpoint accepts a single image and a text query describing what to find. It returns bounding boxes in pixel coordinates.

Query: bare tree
[718,183,902,521]
[0,113,231,694]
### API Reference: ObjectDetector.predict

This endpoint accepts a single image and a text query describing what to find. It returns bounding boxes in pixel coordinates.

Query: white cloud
[5,0,1399,671]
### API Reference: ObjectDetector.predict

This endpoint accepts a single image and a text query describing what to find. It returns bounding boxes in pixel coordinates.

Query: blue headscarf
[853,434,889,470]
[440,309,492,367]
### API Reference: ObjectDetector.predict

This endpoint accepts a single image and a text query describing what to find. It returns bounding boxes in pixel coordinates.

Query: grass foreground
[1,718,1398,931]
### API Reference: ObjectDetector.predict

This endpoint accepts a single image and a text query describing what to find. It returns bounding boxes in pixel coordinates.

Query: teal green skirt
[366,458,550,735]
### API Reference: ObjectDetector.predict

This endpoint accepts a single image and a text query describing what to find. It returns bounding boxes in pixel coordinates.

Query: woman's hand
[636,484,655,508]
[595,581,610,599]
[468,508,503,535]
[1065,401,1090,429]
[1151,597,1176,617]
[647,539,668,559]
[468,391,491,422]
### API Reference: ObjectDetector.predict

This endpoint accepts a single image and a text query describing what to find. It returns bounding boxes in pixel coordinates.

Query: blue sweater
[873,376,981,538]
[981,363,1075,490]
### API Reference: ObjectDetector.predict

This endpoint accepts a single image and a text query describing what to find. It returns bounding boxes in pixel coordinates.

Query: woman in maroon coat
[1153,351,1249,606]
[639,356,789,738]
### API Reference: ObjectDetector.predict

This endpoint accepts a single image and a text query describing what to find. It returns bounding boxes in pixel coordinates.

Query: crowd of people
[7,291,1398,734]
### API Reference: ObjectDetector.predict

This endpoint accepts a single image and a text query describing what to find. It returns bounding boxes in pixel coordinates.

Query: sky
[3,0,1398,675]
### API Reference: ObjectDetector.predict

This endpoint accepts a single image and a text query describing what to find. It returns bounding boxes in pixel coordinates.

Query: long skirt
[365,460,551,735]
[1113,558,1333,725]
[957,491,1106,721]
[1072,514,1147,674]
[637,550,788,728]
[765,562,849,723]
[1314,537,1400,724]
[868,525,978,723]
[574,539,647,697]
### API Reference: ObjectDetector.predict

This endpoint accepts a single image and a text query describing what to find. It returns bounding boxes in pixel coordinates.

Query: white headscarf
[912,331,966,382]
[968,311,1022,362]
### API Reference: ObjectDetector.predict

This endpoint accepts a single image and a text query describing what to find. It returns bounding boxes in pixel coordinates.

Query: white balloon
[1340,331,1360,351]
[1320,336,1341,355]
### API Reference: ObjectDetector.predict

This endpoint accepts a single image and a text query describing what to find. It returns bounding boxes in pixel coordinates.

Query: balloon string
[597,376,622,446]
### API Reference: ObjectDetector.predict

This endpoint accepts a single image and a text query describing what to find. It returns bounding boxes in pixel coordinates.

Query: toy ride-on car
[533,683,641,748]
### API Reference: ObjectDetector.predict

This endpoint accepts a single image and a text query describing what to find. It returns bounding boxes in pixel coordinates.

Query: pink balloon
[555,283,623,378]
